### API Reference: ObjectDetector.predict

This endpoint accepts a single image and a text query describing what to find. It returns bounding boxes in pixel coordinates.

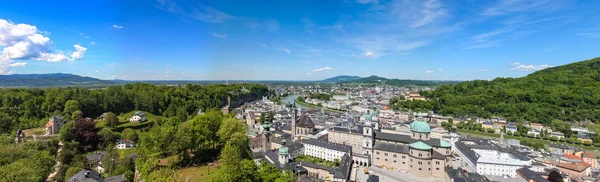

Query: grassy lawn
[457,129,600,154]
[176,163,220,182]
[117,111,166,123]
[116,148,137,159]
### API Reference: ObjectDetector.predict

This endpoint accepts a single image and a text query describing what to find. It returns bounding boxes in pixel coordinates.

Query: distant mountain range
[0,73,115,87]
[322,75,459,87]
[0,73,458,88]
[321,75,361,83]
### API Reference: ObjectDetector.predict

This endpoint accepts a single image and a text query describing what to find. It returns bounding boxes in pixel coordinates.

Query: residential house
[67,169,103,182]
[45,116,66,135]
[548,132,565,140]
[581,152,598,169]
[482,121,494,132]
[577,133,593,143]
[128,111,146,123]
[527,130,541,137]
[557,162,591,179]
[529,123,544,132]
[506,124,518,134]
[115,139,136,150]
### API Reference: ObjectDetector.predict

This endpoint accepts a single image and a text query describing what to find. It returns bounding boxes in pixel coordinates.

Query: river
[282,95,310,109]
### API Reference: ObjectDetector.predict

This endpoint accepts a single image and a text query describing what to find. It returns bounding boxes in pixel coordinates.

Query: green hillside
[341,75,458,87]
[393,57,600,124]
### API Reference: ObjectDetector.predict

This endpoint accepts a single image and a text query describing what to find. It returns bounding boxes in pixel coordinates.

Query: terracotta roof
[45,121,53,127]
[563,154,583,160]
[582,152,596,159]
[557,162,590,172]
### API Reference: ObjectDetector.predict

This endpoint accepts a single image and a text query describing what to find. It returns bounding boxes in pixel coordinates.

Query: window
[419,154,422,157]
[385,159,388,161]
[393,154,397,158]
[377,157,379,160]
[410,159,413,162]
[419,168,422,170]
[376,151,380,155]
[402,156,406,159]
[403,162,405,164]
[428,161,430,165]
[394,160,397,163]
[436,168,439,170]
[418,162,422,165]
[384,153,388,156]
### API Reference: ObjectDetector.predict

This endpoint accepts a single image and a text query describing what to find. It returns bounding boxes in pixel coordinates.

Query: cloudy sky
[0,0,599,80]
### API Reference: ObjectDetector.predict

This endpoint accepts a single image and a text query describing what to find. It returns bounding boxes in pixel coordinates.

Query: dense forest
[0,83,277,181]
[392,57,600,125]
[0,83,269,135]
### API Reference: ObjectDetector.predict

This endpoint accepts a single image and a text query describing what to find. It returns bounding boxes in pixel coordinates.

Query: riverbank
[294,96,346,113]
[457,129,600,155]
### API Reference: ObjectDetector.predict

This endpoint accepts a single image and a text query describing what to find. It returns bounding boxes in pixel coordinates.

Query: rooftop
[410,141,432,150]
[302,138,351,153]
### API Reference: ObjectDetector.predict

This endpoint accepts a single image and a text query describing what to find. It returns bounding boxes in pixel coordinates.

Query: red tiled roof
[45,121,53,127]
[557,162,590,172]
[564,154,583,160]
[582,152,596,159]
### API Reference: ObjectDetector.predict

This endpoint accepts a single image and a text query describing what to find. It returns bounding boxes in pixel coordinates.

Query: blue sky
[0,0,599,80]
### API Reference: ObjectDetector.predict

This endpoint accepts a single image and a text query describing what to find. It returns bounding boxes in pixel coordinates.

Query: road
[46,140,63,182]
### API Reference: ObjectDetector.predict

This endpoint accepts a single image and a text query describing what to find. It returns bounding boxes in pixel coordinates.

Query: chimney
[85,171,90,178]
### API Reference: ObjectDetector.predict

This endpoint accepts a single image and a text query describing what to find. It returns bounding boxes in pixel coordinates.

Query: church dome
[279,139,289,155]
[410,120,431,133]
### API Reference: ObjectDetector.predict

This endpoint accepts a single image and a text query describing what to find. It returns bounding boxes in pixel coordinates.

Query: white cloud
[306,66,334,75]
[156,0,233,23]
[265,19,280,32]
[471,69,488,72]
[410,0,447,28]
[9,62,26,67]
[482,0,567,17]
[91,41,96,45]
[425,70,434,74]
[356,0,377,4]
[0,19,88,73]
[94,70,99,73]
[212,33,227,39]
[112,24,123,29]
[258,43,291,54]
[511,64,552,71]
[437,68,443,71]
[365,52,374,57]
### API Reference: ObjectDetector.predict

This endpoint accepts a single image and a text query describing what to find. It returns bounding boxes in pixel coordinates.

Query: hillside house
[128,111,146,123]
[45,116,66,135]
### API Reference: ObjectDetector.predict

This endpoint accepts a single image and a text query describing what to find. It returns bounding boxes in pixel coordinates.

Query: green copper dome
[410,141,432,150]
[410,120,431,133]
[279,139,289,155]
[440,140,451,148]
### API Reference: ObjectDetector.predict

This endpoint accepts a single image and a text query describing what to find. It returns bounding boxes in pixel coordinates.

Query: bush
[487,129,495,133]
[583,141,593,146]
[575,140,583,145]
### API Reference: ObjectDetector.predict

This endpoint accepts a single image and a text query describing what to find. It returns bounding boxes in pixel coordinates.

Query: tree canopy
[392,57,600,124]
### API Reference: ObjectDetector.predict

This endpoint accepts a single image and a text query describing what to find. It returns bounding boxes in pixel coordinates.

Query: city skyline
[0,0,599,80]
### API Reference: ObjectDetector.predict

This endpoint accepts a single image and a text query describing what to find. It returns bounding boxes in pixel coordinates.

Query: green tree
[59,121,76,142]
[64,100,81,117]
[98,128,120,150]
[71,110,83,121]
[218,118,248,144]
[104,112,119,128]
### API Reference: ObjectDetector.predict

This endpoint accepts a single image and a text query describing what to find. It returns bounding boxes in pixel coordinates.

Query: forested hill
[393,57,600,125]
[0,73,115,87]
[0,83,269,134]
[340,75,459,87]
